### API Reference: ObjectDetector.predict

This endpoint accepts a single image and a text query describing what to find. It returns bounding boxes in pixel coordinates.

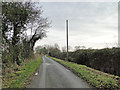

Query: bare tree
[74,46,80,51]
[25,4,51,51]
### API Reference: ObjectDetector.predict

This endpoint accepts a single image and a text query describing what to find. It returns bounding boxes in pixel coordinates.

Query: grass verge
[48,56,120,89]
[2,55,43,88]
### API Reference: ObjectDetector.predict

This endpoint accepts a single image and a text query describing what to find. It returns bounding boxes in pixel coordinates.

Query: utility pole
[66,20,69,61]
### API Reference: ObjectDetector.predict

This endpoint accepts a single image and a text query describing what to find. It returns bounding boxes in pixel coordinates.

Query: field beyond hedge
[48,56,120,89]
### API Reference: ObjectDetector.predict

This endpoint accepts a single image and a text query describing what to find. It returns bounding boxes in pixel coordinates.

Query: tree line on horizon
[35,44,120,77]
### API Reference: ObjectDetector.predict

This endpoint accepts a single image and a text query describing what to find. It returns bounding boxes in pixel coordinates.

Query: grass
[2,55,43,88]
[48,56,120,89]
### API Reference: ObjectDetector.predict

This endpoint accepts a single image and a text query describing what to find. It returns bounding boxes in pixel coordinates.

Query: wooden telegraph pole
[66,20,69,61]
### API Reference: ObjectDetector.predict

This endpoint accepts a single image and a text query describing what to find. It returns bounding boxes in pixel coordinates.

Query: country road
[27,55,92,88]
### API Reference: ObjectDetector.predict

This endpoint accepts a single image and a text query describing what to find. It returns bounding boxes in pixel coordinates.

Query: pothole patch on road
[45,63,51,66]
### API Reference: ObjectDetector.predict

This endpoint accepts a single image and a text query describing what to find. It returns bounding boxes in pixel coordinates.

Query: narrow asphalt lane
[27,55,92,88]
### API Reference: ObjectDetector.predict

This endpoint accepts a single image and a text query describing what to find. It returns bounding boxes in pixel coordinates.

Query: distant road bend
[27,55,92,88]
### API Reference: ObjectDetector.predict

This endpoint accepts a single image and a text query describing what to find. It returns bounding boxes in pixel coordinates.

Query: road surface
[27,55,92,88]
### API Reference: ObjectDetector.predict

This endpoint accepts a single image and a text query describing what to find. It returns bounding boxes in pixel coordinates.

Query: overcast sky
[34,2,118,50]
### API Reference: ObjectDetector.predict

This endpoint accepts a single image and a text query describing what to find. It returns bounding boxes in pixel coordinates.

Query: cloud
[35,2,118,49]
